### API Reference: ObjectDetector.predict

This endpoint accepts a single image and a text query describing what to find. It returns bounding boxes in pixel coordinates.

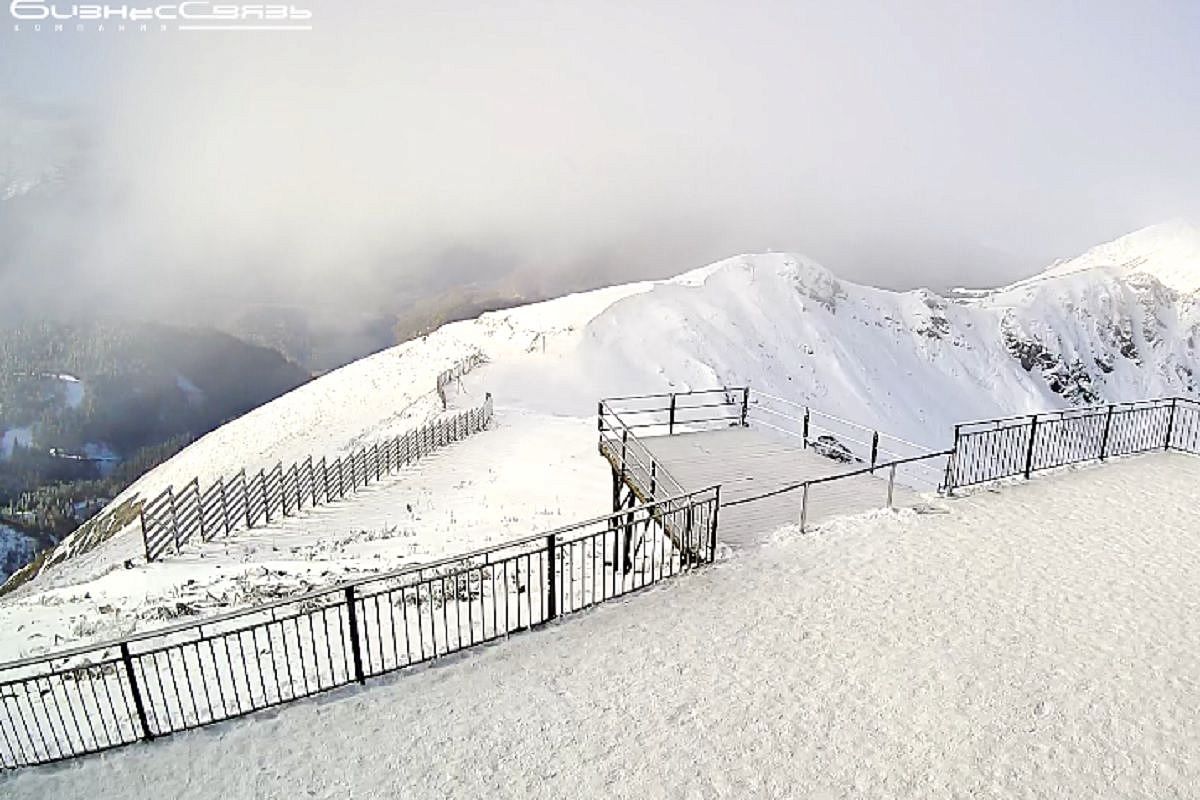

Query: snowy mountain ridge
[1018,219,1200,293]
[5,222,1200,630]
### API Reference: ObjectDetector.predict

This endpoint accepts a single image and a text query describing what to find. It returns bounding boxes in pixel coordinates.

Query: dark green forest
[0,319,310,554]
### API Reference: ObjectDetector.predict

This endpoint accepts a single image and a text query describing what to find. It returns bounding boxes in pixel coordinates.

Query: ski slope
[7,453,1200,798]
[6,221,1200,659]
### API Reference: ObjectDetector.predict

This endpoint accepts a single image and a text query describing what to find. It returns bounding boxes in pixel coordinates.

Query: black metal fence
[722,448,953,532]
[0,486,719,770]
[598,387,946,487]
[946,397,1200,489]
[140,395,493,562]
[598,388,950,528]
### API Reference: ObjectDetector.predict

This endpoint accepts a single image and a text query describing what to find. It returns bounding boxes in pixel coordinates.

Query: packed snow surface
[8,453,1200,798]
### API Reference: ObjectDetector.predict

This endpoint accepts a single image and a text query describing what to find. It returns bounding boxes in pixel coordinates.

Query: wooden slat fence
[139,395,494,561]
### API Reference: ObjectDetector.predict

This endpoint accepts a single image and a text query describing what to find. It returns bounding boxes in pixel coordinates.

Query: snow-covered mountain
[4,222,1200,653]
[1032,219,1200,293]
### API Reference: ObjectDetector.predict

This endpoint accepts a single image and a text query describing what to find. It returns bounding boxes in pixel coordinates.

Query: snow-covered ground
[8,221,1200,661]
[0,408,608,662]
[7,452,1200,797]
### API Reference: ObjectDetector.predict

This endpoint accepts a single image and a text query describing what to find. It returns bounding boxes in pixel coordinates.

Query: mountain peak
[1039,220,1200,293]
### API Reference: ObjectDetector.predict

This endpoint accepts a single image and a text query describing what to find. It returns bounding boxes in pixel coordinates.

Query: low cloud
[3,0,1199,321]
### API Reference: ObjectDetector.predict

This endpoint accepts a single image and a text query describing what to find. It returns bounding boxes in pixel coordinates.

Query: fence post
[800,483,810,533]
[167,486,180,554]
[344,586,366,684]
[120,643,153,741]
[261,469,271,524]
[189,479,204,543]
[545,534,558,620]
[709,487,720,562]
[870,431,880,474]
[218,477,231,536]
[740,387,750,427]
[1100,404,1114,460]
[243,471,253,528]
[802,408,810,447]
[650,461,657,500]
[1024,415,1039,479]
[887,463,897,508]
[944,426,960,495]
[302,455,312,506]
[669,393,677,435]
[281,467,291,517]
[139,510,153,562]
[1166,398,1178,451]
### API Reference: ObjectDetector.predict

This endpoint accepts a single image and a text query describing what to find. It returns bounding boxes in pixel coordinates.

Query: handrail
[954,396,1179,429]
[0,485,717,673]
[721,449,953,508]
[598,399,689,499]
[751,391,938,454]
[600,387,747,403]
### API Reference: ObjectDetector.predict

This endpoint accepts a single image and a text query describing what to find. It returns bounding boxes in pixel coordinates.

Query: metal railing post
[546,534,558,620]
[870,431,880,473]
[944,425,960,494]
[800,483,810,533]
[887,463,897,508]
[1024,414,1039,479]
[620,429,628,480]
[669,393,677,435]
[120,643,153,741]
[344,585,365,684]
[709,487,720,561]
[803,408,810,447]
[1166,398,1178,450]
[1100,404,1114,460]
[740,387,750,427]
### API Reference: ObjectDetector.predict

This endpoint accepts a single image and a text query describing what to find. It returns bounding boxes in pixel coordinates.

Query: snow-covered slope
[10,454,1200,799]
[8,223,1200,622]
[1025,219,1200,293]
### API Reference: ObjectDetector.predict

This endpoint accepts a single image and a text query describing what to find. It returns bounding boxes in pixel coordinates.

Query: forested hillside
[0,320,310,572]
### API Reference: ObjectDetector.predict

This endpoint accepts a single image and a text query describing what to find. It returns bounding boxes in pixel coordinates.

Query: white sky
[2,0,1199,311]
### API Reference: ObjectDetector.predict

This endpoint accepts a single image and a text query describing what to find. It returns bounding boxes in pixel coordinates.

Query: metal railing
[723,449,952,532]
[597,398,693,502]
[140,395,494,561]
[598,386,950,535]
[0,486,719,770]
[747,391,945,489]
[598,386,946,490]
[945,397,1200,490]
[599,387,749,438]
